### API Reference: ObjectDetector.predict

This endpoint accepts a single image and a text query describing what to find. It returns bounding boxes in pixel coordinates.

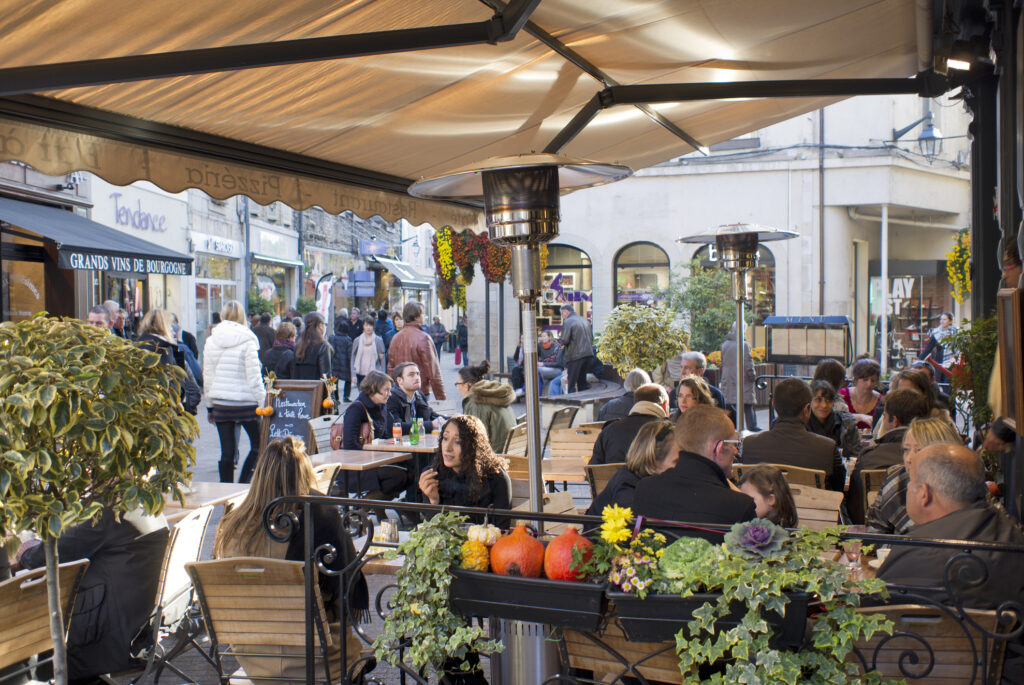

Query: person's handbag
[329,414,345,450]
[455,347,462,365]
[331,406,374,449]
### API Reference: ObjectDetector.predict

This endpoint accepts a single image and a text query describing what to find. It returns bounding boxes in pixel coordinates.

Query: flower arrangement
[480,236,511,283]
[433,225,457,281]
[577,506,895,682]
[706,350,722,367]
[751,346,767,363]
[540,243,549,273]
[946,227,971,304]
[449,229,474,284]
[438,278,455,310]
[320,374,337,412]
[454,284,467,310]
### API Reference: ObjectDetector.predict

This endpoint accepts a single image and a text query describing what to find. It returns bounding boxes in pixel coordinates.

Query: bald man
[632,404,755,540]
[878,443,1024,608]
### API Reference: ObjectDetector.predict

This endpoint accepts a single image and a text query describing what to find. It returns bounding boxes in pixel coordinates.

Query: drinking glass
[843,525,866,566]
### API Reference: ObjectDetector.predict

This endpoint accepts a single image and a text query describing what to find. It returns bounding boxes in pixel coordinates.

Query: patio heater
[410,154,631,521]
[679,224,796,434]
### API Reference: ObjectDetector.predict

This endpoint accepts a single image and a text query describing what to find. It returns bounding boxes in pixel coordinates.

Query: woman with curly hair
[418,414,511,523]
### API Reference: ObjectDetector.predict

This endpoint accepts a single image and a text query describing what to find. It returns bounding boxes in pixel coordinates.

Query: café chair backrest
[186,557,334,683]
[513,490,576,535]
[584,463,620,500]
[159,505,214,627]
[733,462,827,490]
[0,559,89,674]
[788,485,844,531]
[543,407,579,453]
[577,421,607,430]
[313,463,341,494]
[307,414,339,455]
[501,454,529,481]
[861,468,889,509]
[851,604,1007,684]
[503,422,528,457]
[549,426,603,459]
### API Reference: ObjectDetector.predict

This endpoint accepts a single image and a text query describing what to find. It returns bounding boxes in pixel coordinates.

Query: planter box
[450,569,607,632]
[608,590,809,645]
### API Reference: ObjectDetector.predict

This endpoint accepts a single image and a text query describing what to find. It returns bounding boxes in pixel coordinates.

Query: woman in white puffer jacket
[203,300,266,483]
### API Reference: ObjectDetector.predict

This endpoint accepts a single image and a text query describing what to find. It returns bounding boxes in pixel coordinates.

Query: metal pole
[880,204,889,376]
[485,280,492,362]
[499,280,506,372]
[733,270,746,433]
[521,298,545,532]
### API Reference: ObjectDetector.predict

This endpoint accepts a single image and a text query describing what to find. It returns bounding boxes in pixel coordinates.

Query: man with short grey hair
[878,443,1024,608]
[598,368,650,421]
[86,305,110,329]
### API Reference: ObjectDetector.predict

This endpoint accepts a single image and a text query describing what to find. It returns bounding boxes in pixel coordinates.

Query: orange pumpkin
[543,526,594,581]
[490,524,544,578]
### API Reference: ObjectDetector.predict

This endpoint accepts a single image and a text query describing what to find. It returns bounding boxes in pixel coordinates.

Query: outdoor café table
[162,481,250,522]
[362,434,439,454]
[310,448,415,495]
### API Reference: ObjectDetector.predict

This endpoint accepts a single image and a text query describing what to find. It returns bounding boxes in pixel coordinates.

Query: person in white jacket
[203,300,267,483]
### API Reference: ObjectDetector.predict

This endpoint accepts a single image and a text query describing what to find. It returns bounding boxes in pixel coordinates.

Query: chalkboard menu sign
[259,380,325,454]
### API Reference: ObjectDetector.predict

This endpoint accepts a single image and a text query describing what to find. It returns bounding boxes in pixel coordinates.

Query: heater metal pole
[521,300,545,526]
[733,270,746,433]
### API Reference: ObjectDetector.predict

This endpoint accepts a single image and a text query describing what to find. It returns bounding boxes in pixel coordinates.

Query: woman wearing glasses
[455,360,516,454]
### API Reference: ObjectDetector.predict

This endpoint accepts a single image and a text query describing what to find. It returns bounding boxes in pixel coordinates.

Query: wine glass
[843,525,866,567]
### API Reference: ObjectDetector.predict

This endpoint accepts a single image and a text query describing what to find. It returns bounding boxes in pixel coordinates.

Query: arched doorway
[539,243,592,331]
[614,241,670,306]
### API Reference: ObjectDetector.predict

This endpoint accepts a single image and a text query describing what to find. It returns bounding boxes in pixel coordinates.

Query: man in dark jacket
[347,307,363,341]
[742,378,845,491]
[878,443,1024,607]
[633,404,756,540]
[598,369,651,421]
[387,362,442,434]
[559,304,594,393]
[19,509,169,682]
[589,384,669,465]
[428,316,448,357]
[456,317,468,367]
[387,302,446,400]
[375,309,394,349]
[329,324,352,401]
[252,313,276,358]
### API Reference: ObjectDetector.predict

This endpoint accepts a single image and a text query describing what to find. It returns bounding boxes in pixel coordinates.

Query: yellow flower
[656,549,665,558]
[602,504,633,529]
[600,524,631,544]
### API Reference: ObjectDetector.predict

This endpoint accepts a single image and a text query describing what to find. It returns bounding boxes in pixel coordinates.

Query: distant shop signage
[204,237,235,255]
[110,192,168,232]
[359,239,388,256]
[60,250,191,275]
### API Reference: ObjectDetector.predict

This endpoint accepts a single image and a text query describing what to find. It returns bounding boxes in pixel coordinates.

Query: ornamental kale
[724,518,787,560]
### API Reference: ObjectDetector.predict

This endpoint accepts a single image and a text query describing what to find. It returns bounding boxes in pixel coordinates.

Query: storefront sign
[110,192,167,232]
[359,239,388,256]
[60,250,191,275]
[204,237,234,255]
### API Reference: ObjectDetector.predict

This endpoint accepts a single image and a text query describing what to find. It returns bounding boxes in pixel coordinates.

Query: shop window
[196,253,235,280]
[614,241,670,306]
[692,244,776,323]
[538,243,592,330]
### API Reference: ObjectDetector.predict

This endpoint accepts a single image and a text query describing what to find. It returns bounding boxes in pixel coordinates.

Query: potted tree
[0,315,197,684]
[596,304,687,376]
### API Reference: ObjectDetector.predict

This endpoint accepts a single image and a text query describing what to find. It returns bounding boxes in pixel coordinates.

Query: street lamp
[679,224,797,434]
[411,153,631,517]
[892,110,943,157]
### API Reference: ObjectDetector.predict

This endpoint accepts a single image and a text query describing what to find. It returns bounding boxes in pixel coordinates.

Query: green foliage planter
[450,569,607,632]
[608,590,810,645]
[596,304,687,376]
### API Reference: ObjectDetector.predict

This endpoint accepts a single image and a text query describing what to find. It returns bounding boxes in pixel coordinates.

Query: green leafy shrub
[295,296,317,315]
[596,305,688,376]
[247,291,274,315]
[661,260,751,354]
[0,314,197,683]
[946,314,997,427]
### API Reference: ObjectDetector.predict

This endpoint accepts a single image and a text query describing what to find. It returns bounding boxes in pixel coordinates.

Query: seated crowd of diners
[6,351,1022,685]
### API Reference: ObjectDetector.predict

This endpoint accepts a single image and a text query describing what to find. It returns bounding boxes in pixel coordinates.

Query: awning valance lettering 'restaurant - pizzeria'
[0,195,192,276]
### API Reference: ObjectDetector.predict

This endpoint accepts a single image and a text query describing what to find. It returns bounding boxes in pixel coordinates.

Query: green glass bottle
[409,415,420,445]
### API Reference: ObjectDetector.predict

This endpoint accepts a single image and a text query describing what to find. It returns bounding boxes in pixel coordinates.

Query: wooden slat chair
[502,422,528,457]
[0,559,89,683]
[576,421,607,431]
[313,463,341,494]
[136,505,216,684]
[186,558,338,685]
[733,462,828,490]
[789,485,845,530]
[307,414,340,455]
[584,463,621,501]
[850,604,1008,684]
[502,454,529,481]
[549,426,603,460]
[542,406,579,454]
[861,468,890,509]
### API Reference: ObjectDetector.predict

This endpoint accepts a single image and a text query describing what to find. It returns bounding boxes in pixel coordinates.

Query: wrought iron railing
[255,496,1024,685]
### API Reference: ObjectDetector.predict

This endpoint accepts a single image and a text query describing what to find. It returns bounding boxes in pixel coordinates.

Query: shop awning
[0,0,935,227]
[251,252,305,268]
[0,196,192,275]
[371,256,433,290]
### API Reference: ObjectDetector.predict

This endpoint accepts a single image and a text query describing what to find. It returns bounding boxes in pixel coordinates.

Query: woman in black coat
[261,321,297,379]
[418,414,511,525]
[136,308,202,414]
[587,420,676,515]
[336,370,411,499]
[293,312,332,380]
[329,325,352,402]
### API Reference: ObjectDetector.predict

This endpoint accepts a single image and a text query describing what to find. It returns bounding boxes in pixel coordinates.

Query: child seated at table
[737,464,798,528]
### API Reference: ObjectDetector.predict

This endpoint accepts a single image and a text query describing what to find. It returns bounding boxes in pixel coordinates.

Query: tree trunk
[44,538,68,685]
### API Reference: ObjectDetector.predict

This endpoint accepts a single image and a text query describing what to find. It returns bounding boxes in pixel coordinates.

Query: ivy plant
[0,314,197,684]
[946,314,997,428]
[596,304,688,376]
[373,511,502,676]
[662,522,896,684]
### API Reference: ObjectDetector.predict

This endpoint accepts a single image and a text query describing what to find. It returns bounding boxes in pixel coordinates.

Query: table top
[363,434,439,454]
[311,448,414,470]
[163,481,249,522]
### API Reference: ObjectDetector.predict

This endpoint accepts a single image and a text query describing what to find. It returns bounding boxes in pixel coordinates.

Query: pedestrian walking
[559,304,595,393]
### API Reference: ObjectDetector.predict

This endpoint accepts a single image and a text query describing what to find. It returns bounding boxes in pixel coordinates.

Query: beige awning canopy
[0,0,931,227]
